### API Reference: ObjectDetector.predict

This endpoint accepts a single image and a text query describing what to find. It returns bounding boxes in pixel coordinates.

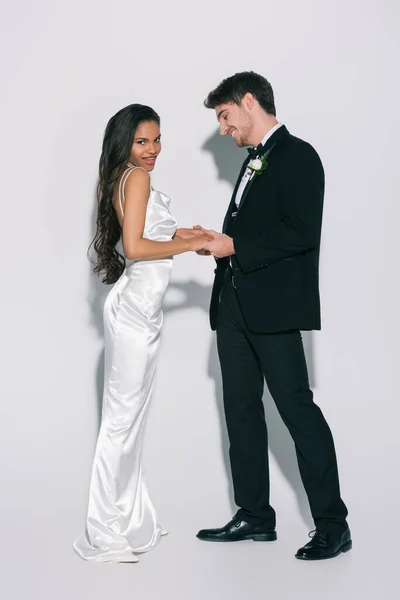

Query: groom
[195,71,351,560]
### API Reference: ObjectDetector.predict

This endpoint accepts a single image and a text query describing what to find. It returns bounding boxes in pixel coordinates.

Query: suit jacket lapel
[236,142,277,216]
[222,156,250,233]
[222,125,289,232]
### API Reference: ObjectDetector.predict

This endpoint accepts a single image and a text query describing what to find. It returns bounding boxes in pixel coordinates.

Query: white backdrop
[1,1,399,599]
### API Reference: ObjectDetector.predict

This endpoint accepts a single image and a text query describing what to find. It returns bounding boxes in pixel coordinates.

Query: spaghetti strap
[118,165,149,218]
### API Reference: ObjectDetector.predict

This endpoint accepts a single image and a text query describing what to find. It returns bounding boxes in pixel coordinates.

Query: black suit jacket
[210,125,324,333]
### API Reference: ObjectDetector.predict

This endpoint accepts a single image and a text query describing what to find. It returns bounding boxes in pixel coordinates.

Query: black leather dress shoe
[196,516,277,542]
[295,527,352,560]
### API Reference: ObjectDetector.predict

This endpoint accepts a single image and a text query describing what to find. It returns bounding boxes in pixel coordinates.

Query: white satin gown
[73,165,176,562]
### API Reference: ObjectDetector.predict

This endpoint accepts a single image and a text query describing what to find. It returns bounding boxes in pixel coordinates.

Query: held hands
[174,227,213,253]
[175,228,205,240]
[188,232,214,252]
[193,225,235,258]
[174,225,234,256]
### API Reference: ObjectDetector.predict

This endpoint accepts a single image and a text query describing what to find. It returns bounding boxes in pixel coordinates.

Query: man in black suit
[195,72,351,560]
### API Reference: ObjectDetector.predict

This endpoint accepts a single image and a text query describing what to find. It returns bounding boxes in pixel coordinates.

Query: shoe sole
[295,539,352,560]
[196,532,277,543]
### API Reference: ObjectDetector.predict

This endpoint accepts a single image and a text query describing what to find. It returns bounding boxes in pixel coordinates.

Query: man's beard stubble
[236,113,252,147]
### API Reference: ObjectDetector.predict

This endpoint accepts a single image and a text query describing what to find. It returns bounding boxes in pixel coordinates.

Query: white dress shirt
[234,122,283,208]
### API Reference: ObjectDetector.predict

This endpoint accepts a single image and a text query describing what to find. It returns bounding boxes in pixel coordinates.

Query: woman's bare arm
[119,169,212,260]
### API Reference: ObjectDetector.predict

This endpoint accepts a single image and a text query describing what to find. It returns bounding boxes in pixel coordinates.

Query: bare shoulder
[124,167,151,195]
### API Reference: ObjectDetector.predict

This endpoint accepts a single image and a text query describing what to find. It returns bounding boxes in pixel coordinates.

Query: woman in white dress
[73,104,212,563]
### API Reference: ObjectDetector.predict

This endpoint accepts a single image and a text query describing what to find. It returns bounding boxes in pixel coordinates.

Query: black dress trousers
[216,271,348,533]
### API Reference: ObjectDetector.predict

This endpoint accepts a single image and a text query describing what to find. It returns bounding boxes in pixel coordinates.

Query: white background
[1,1,399,598]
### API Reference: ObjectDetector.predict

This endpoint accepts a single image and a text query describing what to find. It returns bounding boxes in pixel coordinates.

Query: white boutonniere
[248,157,263,171]
[248,152,269,180]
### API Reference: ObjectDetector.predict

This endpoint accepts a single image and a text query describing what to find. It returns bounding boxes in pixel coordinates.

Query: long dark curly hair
[89,104,160,284]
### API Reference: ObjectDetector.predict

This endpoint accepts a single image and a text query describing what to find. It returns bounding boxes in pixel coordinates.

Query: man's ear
[243,92,255,111]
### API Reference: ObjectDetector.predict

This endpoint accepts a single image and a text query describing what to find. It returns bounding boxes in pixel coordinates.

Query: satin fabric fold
[73,189,176,562]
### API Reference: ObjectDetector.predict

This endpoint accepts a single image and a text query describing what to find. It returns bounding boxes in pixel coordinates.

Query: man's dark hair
[204,71,276,116]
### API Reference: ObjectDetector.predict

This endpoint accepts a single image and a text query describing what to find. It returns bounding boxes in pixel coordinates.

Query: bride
[73,104,212,562]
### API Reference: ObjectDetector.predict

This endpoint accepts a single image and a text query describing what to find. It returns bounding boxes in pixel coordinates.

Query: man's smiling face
[216,99,253,147]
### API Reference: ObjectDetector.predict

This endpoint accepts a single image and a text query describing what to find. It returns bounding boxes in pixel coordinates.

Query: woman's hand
[187,233,214,252]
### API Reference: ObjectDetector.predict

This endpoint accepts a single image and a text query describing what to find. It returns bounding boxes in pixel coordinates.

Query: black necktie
[247,143,264,158]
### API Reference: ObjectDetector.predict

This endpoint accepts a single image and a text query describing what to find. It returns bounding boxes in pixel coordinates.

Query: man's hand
[193,225,235,258]
[192,225,212,255]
